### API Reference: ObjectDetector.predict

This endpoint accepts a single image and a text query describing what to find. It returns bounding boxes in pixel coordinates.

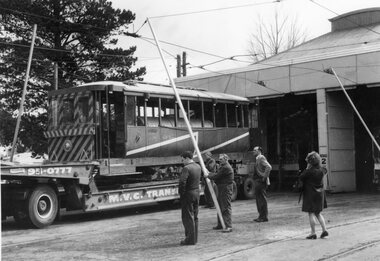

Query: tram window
[61,98,74,125]
[238,104,249,128]
[146,97,160,126]
[243,105,249,128]
[215,103,226,127]
[203,101,214,128]
[102,103,116,130]
[178,100,189,119]
[161,98,176,127]
[136,96,145,126]
[77,97,89,123]
[189,101,203,128]
[227,103,238,127]
[126,96,136,126]
[161,98,175,117]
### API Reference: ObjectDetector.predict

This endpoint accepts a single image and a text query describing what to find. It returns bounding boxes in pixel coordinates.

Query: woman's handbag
[293,179,303,193]
[293,179,304,204]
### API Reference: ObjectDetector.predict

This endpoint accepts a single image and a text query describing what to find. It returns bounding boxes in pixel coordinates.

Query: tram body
[1,81,258,228]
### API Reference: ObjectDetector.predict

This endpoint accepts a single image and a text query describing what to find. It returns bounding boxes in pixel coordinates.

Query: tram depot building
[176,8,380,193]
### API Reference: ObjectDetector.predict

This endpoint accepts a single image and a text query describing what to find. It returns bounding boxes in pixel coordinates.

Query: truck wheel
[243,177,255,199]
[27,185,58,228]
[231,181,238,202]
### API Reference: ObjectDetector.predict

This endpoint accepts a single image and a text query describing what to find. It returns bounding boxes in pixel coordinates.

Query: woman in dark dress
[299,151,329,239]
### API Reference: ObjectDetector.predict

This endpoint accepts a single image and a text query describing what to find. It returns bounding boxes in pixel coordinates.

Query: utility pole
[176,54,181,78]
[182,51,187,77]
[176,52,188,77]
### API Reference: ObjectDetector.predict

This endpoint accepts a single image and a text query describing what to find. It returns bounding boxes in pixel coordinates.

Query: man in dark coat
[207,153,234,233]
[252,146,272,222]
[179,151,201,245]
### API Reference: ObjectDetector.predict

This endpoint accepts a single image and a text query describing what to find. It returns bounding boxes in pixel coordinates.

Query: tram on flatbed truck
[1,81,258,228]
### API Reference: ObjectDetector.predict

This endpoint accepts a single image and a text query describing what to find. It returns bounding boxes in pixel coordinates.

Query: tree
[248,10,308,62]
[0,0,146,155]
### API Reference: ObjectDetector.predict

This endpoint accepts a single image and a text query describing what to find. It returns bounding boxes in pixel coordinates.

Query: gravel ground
[2,192,380,260]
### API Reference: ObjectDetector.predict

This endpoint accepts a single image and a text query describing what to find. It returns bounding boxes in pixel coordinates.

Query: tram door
[94,89,125,160]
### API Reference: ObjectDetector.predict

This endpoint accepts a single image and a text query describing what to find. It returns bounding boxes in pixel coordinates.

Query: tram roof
[52,81,249,103]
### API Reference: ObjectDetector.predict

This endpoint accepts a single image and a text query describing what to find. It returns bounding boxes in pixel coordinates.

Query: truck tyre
[27,185,58,228]
[243,177,255,199]
[231,181,238,202]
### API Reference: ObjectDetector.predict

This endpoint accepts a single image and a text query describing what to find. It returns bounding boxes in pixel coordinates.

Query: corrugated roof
[176,18,380,82]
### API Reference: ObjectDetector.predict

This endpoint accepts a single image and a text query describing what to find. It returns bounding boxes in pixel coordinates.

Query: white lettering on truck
[106,187,178,204]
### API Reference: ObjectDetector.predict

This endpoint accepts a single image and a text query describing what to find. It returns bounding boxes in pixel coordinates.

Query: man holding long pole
[179,151,201,245]
[146,18,226,237]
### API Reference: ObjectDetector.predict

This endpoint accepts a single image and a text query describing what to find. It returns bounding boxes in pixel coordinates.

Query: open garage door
[327,91,356,192]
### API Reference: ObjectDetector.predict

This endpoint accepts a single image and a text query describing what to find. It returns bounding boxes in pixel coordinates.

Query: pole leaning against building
[327,67,380,153]
[146,18,226,229]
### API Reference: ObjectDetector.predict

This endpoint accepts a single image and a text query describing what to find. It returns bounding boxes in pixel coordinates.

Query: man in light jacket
[252,146,272,222]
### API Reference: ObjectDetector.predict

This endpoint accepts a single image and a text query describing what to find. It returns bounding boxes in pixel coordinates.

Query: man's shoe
[180,240,195,245]
[254,218,268,222]
[320,231,329,238]
[222,227,232,233]
[213,226,222,230]
[306,234,317,239]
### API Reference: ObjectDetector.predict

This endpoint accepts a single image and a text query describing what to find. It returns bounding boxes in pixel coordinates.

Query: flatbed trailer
[1,161,184,228]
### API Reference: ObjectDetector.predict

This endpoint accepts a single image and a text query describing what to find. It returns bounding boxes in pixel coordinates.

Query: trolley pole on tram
[147,18,226,229]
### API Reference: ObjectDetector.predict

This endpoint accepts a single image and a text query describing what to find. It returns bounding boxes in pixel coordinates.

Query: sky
[111,0,380,84]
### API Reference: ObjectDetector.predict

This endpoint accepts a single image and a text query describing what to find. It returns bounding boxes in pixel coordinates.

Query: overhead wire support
[146,17,226,229]
[324,67,380,153]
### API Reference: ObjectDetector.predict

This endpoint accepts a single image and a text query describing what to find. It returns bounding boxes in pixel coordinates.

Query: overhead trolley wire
[188,62,285,94]
[139,35,226,60]
[137,33,380,69]
[149,0,282,19]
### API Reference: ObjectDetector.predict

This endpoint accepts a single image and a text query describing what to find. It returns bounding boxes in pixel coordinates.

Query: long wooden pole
[10,24,37,162]
[330,67,380,152]
[147,18,226,229]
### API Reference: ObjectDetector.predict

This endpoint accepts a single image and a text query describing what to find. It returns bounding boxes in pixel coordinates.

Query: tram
[1,81,258,228]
